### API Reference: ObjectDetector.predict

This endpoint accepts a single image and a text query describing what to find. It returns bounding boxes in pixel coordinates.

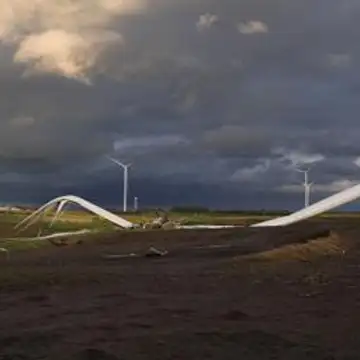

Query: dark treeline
[111,206,291,216]
[169,207,290,216]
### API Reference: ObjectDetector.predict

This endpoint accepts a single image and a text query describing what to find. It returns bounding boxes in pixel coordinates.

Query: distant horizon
[1,199,359,214]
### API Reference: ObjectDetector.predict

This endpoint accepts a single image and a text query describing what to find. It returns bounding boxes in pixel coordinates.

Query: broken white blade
[14,195,135,231]
[15,202,57,233]
[253,182,360,227]
[49,200,67,228]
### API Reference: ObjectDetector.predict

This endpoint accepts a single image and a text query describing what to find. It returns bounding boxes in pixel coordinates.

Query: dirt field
[1,219,360,359]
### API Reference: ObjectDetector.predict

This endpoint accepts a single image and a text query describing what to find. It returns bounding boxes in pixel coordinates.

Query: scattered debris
[145,246,168,257]
[102,253,138,259]
[0,247,9,261]
[102,246,169,260]
[142,209,180,229]
[47,237,72,247]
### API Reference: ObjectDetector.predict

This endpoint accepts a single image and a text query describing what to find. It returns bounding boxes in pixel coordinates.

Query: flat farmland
[0,217,360,359]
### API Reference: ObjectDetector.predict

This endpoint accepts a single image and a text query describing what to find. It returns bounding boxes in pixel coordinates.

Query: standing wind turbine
[107,156,131,213]
[295,165,314,208]
[134,196,139,212]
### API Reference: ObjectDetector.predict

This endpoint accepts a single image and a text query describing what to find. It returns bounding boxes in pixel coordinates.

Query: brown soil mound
[244,230,350,262]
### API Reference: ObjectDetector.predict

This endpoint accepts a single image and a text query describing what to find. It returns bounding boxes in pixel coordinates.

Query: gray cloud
[237,20,268,34]
[200,125,274,158]
[0,0,360,209]
[0,0,146,82]
[196,13,219,32]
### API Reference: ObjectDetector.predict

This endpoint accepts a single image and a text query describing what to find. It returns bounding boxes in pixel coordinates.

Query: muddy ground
[1,219,360,359]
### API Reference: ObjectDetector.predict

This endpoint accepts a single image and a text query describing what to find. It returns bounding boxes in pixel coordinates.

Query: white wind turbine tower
[107,156,131,212]
[295,165,314,208]
[134,196,139,212]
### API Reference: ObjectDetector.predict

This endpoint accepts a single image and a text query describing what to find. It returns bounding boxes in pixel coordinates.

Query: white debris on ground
[102,246,169,260]
[6,229,92,242]
[0,247,10,261]
[177,225,241,229]
[145,246,168,257]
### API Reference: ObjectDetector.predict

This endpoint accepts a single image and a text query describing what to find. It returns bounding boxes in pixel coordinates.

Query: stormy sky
[0,0,360,210]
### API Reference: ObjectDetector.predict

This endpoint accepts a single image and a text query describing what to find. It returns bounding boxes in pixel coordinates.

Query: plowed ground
[0,219,360,359]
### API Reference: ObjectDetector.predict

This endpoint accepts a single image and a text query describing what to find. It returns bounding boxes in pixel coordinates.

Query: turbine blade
[106,155,126,168]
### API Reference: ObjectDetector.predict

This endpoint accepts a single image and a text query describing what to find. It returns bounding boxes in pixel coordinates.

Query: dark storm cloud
[200,126,274,158]
[0,0,360,208]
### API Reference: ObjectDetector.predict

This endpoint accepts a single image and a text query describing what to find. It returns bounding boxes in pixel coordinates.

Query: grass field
[1,208,360,236]
[4,207,360,226]
[29,209,276,226]
[0,210,117,251]
[0,207,357,255]
[0,209,274,237]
